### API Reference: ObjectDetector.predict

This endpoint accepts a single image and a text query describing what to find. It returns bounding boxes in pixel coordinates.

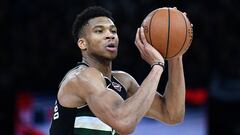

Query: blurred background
[1,0,240,135]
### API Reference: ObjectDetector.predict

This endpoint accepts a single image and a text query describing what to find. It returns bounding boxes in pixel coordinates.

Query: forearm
[119,66,163,127]
[164,57,185,122]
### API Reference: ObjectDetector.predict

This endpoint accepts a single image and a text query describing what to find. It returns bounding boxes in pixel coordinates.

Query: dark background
[1,0,240,134]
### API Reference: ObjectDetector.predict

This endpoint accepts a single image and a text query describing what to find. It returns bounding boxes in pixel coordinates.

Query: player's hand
[135,27,164,66]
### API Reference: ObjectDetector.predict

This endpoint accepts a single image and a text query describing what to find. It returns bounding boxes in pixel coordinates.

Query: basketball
[142,7,193,59]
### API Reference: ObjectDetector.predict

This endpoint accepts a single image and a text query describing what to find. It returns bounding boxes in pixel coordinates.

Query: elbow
[165,112,185,125]
[166,115,184,125]
[115,120,136,134]
[162,108,185,125]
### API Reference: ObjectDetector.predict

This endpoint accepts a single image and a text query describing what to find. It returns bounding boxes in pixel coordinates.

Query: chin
[105,52,118,60]
[93,53,118,62]
[107,54,117,61]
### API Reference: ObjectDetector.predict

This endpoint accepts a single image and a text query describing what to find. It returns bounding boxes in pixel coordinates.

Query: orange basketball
[142,7,193,59]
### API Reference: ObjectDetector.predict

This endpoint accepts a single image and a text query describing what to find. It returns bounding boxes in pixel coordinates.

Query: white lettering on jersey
[53,101,59,120]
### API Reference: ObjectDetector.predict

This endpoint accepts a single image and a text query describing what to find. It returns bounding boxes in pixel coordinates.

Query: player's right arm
[70,65,163,135]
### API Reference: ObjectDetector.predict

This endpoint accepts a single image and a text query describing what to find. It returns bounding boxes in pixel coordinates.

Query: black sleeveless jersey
[49,63,127,135]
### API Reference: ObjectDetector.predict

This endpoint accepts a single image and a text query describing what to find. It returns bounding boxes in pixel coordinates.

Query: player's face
[82,17,119,61]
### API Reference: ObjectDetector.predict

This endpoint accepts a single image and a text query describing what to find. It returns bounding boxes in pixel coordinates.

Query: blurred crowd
[1,0,240,134]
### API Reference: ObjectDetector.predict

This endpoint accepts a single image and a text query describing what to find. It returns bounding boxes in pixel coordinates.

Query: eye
[111,28,117,34]
[94,29,103,33]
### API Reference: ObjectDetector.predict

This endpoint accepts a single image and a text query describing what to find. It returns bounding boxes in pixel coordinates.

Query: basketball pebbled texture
[142,7,193,59]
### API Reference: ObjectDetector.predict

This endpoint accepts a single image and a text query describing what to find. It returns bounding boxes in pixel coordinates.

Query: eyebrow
[93,24,116,29]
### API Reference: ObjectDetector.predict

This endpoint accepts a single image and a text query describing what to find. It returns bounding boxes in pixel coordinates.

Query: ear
[77,38,87,50]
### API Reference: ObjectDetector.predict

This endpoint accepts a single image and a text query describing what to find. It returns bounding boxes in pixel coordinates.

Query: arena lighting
[186,88,208,105]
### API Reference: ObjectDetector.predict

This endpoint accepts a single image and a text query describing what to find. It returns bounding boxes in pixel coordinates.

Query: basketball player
[50,6,186,135]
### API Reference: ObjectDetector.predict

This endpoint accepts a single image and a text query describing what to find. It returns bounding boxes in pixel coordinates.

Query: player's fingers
[135,28,144,53]
[134,28,141,47]
[140,27,149,46]
[135,28,145,48]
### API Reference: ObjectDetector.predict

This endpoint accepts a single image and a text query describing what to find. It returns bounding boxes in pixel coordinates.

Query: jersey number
[53,101,59,120]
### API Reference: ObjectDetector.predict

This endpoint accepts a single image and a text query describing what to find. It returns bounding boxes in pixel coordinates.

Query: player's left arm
[147,57,185,124]
[125,57,185,124]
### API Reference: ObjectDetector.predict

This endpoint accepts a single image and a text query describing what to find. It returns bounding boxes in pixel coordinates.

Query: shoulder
[58,67,106,102]
[112,70,134,82]
[112,70,133,78]
[62,67,106,90]
[112,70,137,91]
[112,70,139,97]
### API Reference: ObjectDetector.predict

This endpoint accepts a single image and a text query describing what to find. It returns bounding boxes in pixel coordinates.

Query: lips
[106,43,117,52]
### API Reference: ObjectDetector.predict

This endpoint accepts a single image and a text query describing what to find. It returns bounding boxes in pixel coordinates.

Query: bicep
[85,87,125,128]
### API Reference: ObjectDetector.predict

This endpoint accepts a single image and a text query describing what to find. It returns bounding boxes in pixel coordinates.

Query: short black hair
[72,6,114,43]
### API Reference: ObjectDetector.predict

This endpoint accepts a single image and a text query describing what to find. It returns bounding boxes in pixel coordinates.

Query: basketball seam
[149,10,158,45]
[169,12,188,59]
[165,8,171,59]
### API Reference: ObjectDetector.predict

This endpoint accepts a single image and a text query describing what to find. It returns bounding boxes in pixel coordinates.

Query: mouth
[105,43,117,52]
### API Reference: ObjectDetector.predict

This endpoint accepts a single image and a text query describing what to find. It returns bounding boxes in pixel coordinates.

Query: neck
[82,56,112,78]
